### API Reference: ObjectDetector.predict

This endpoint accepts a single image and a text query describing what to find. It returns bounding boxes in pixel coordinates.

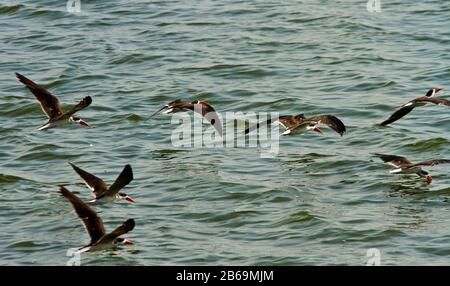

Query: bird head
[71,116,91,128]
[420,170,433,184]
[307,124,323,134]
[118,192,135,203]
[426,87,442,97]
[114,237,134,245]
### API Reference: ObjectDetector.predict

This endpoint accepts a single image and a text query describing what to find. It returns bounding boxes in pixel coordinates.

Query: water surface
[0,0,449,265]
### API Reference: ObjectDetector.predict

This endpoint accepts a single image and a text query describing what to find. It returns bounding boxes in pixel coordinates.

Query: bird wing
[168,99,191,111]
[69,163,109,198]
[161,99,192,115]
[277,115,307,130]
[303,115,346,136]
[411,159,450,167]
[244,118,275,134]
[63,96,92,118]
[97,219,135,245]
[150,105,170,117]
[150,99,190,117]
[59,186,105,245]
[380,100,417,126]
[374,153,412,168]
[152,100,223,135]
[104,165,134,197]
[244,115,296,134]
[192,102,223,136]
[416,97,450,106]
[16,73,63,119]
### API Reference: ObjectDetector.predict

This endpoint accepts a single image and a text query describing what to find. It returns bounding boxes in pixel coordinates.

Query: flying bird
[16,73,92,130]
[244,114,346,136]
[374,153,450,184]
[380,87,448,126]
[59,186,135,252]
[151,99,222,136]
[69,163,135,204]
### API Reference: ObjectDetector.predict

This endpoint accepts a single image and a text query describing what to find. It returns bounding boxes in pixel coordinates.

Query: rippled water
[0,0,449,265]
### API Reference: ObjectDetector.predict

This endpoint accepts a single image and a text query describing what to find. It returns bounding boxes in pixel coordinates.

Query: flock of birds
[13,72,450,253]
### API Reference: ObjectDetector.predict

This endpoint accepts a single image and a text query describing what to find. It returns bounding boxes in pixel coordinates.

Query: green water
[0,0,449,265]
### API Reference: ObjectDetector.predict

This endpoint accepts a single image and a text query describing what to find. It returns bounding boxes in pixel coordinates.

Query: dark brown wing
[244,118,277,134]
[416,97,450,106]
[150,99,191,117]
[374,153,412,168]
[380,102,416,126]
[69,162,108,198]
[104,164,133,197]
[59,186,105,245]
[411,159,450,167]
[166,99,192,113]
[169,99,191,110]
[96,219,135,245]
[245,114,307,134]
[16,73,63,119]
[190,101,223,136]
[63,96,92,118]
[195,101,216,116]
[380,96,449,126]
[306,115,346,136]
[277,114,306,129]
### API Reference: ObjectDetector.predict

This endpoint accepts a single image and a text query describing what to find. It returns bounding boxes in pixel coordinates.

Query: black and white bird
[245,114,346,136]
[16,73,92,130]
[380,87,448,126]
[59,186,135,252]
[151,99,223,136]
[374,153,450,184]
[69,163,135,204]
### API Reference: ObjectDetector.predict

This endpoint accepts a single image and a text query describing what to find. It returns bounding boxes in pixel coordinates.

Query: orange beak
[123,239,134,245]
[313,127,323,134]
[125,196,135,203]
[79,119,91,128]
[426,176,433,184]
